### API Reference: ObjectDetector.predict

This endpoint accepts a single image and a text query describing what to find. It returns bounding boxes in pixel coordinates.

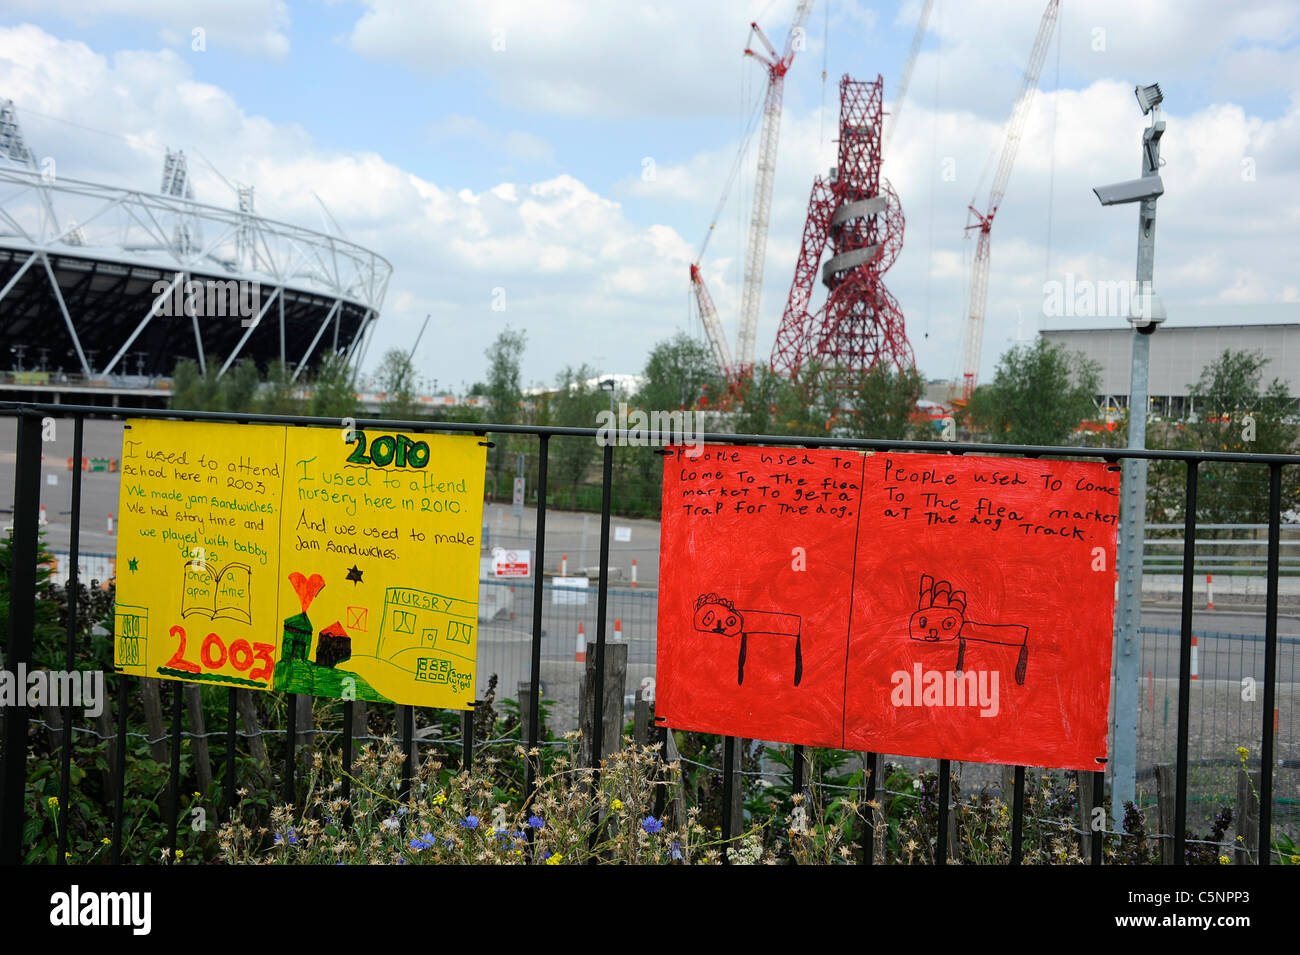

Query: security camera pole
[1094,83,1166,820]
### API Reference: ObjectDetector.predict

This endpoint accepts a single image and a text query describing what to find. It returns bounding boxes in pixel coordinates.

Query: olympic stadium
[0,99,391,407]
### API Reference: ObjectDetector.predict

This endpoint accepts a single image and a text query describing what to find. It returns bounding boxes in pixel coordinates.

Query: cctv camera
[1093,176,1164,206]
[1129,289,1167,331]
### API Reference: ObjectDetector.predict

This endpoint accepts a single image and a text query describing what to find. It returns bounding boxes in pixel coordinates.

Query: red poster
[655,446,1120,770]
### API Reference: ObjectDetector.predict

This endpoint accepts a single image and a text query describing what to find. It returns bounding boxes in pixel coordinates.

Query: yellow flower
[101,837,111,845]
[47,796,58,808]
[176,849,184,859]
[611,799,623,811]
[546,852,563,865]
[1217,855,1230,865]
[1291,855,1300,866]
[1236,746,1249,764]
[193,791,200,798]
[64,851,71,860]
[432,793,447,806]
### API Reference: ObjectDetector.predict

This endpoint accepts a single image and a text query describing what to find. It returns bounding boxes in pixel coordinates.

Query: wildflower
[1218,855,1230,865]
[641,816,664,834]
[274,828,299,846]
[611,799,623,811]
[381,815,400,831]
[409,833,435,851]
[670,841,683,861]
[460,815,479,830]
[176,849,184,860]
[1236,746,1250,764]
[47,796,58,808]
[527,814,545,830]
[545,852,564,865]
[101,837,111,845]
[431,793,447,806]
[193,791,200,798]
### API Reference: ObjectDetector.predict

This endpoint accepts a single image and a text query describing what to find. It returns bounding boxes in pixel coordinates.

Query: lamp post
[1094,83,1166,821]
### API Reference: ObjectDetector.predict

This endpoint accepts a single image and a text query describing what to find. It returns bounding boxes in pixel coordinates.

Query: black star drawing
[346,564,364,586]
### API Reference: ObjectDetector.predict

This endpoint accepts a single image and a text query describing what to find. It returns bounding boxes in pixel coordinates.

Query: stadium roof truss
[0,166,392,380]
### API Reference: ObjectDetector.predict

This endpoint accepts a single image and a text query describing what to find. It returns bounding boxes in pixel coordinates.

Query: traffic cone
[1190,635,1199,680]
[561,554,567,577]
[509,584,516,620]
[631,559,637,588]
[39,504,47,525]
[575,622,586,663]
[614,618,622,642]
[1206,574,1214,611]
[107,512,114,535]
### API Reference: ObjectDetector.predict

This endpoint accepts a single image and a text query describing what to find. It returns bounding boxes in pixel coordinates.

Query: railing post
[1174,461,1199,864]
[0,410,44,865]
[1259,463,1282,864]
[525,435,549,810]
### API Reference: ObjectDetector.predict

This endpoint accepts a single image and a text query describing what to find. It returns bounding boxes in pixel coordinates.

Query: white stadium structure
[0,99,391,406]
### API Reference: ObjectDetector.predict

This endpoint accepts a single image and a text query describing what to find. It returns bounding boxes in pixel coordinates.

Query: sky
[1,0,1298,394]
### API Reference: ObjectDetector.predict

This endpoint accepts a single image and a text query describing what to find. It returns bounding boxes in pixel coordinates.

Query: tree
[637,332,722,412]
[374,348,417,419]
[483,329,527,497]
[1155,349,1299,525]
[307,351,359,419]
[549,364,606,507]
[170,357,261,412]
[966,338,1101,447]
[840,363,925,440]
[256,359,300,415]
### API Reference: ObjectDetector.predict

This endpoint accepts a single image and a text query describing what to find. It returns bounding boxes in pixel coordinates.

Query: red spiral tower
[770,75,913,387]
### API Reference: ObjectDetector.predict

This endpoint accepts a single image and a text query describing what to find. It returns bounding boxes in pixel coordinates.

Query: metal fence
[0,401,1297,865]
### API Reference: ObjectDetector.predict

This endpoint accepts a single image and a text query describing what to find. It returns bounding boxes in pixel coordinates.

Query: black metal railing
[0,400,1295,865]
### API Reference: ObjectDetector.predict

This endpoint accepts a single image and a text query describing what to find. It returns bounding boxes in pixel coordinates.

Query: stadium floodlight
[1093,176,1164,206]
[1135,83,1163,115]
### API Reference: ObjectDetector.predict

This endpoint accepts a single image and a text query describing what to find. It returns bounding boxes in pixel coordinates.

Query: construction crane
[690,1,812,383]
[882,0,935,154]
[957,0,1060,402]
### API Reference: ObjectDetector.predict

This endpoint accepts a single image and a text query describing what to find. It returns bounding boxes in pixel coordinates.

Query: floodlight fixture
[1135,83,1163,115]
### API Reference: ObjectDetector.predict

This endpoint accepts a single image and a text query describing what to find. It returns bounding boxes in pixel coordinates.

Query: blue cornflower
[409,833,435,851]
[527,815,545,830]
[641,816,664,834]
[274,827,298,846]
[460,815,479,830]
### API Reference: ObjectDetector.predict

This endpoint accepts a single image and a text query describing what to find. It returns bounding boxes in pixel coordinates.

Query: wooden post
[1155,763,1176,865]
[663,724,687,824]
[728,738,746,839]
[41,704,63,750]
[295,695,313,753]
[633,695,651,747]
[579,641,627,766]
[184,686,213,796]
[351,701,368,742]
[1235,768,1260,865]
[235,690,269,774]
[1076,770,1093,857]
[946,763,959,860]
[517,681,533,743]
[139,678,169,764]
[94,703,117,804]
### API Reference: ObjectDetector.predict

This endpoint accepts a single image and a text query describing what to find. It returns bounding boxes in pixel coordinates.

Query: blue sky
[2,0,1299,394]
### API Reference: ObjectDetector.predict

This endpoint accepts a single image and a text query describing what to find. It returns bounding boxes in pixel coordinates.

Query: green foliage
[484,328,527,495]
[1145,350,1300,526]
[637,332,721,412]
[549,364,607,507]
[966,338,1101,446]
[838,363,926,440]
[373,348,416,419]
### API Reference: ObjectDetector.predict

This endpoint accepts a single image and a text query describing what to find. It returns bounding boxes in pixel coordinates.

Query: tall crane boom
[959,0,1059,400]
[734,0,813,373]
[882,0,934,153]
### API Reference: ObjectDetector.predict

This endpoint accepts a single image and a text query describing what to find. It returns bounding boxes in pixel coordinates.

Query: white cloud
[5,0,291,58]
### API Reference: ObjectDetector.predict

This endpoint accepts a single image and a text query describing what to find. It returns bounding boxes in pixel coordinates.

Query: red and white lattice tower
[770,75,912,387]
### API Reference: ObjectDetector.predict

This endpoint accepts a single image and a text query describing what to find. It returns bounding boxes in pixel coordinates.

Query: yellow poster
[114,420,486,709]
